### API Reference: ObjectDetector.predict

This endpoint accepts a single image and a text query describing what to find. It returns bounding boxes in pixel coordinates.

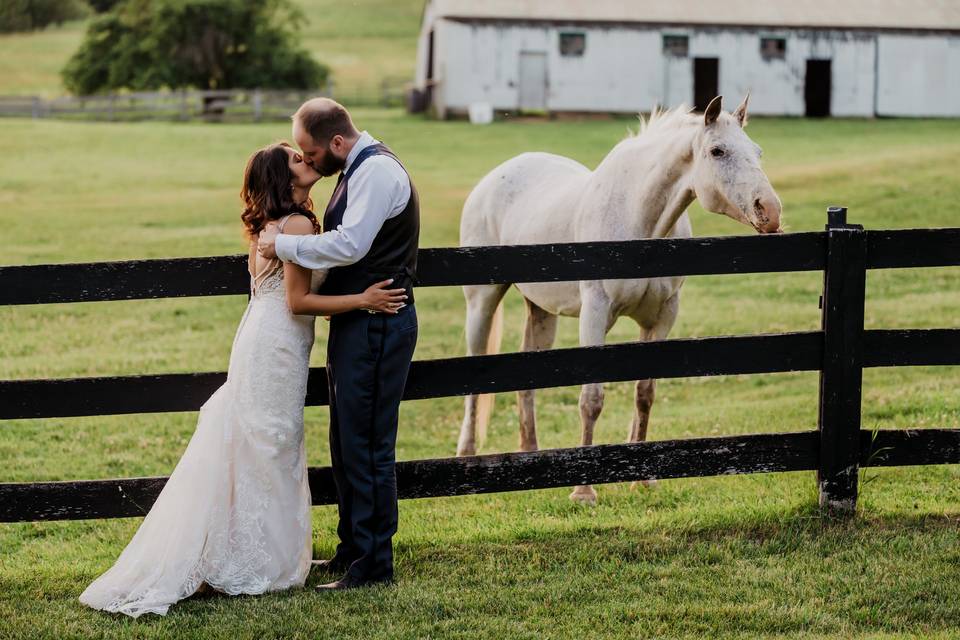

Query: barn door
[693,57,719,111]
[805,59,832,117]
[518,51,548,111]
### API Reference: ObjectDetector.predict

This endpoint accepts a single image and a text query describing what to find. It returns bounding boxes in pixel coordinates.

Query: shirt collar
[343,130,377,173]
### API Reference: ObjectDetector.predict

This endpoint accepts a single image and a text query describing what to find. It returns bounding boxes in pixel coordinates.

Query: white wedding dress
[80,215,326,618]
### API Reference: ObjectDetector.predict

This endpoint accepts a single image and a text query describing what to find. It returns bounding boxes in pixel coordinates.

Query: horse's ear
[733,92,750,128]
[704,96,722,125]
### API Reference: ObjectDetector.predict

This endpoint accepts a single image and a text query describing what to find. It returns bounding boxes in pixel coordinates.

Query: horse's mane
[631,104,699,139]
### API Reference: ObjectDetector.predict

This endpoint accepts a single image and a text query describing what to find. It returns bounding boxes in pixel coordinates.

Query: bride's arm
[247,240,257,295]
[281,216,407,316]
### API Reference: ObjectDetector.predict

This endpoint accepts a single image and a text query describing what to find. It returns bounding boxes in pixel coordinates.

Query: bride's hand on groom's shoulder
[361,279,407,314]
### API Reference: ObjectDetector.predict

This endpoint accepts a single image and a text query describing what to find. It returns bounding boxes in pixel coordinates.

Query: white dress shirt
[275,131,411,270]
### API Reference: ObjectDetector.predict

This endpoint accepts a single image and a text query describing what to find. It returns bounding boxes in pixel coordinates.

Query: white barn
[412,0,960,118]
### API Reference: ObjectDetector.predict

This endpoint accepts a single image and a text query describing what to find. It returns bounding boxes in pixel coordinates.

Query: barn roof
[425,0,960,32]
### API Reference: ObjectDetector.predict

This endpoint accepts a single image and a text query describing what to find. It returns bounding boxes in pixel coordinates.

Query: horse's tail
[476,300,503,448]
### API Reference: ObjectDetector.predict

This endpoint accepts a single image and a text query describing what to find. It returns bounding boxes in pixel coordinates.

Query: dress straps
[277,213,295,233]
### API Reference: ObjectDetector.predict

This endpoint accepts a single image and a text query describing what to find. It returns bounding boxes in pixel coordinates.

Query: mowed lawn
[1,112,960,639]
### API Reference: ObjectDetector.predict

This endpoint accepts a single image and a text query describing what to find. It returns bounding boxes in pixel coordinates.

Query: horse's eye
[710,147,725,158]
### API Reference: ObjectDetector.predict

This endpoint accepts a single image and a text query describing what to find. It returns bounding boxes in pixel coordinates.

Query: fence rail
[1,209,959,522]
[3,329,958,421]
[0,81,408,122]
[2,229,958,306]
[5,427,960,523]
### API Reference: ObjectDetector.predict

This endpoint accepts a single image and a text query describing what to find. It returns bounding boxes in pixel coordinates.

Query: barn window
[663,34,689,57]
[559,32,586,57]
[760,37,786,59]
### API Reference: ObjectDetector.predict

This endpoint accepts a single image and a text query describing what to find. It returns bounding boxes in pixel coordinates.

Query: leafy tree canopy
[62,0,328,94]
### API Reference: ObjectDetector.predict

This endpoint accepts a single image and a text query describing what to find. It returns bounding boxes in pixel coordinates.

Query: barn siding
[424,20,959,118]
[876,34,960,117]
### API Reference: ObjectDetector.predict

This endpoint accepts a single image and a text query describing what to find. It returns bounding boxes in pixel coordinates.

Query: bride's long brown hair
[241,142,321,240]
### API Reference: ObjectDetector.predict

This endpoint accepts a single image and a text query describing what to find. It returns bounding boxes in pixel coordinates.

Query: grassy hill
[0,0,424,97]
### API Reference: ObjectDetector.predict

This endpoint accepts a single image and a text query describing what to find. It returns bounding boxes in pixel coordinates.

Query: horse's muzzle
[753,195,782,234]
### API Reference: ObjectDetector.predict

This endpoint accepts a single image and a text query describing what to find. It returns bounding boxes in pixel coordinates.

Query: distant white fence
[0,89,327,122]
[0,80,410,122]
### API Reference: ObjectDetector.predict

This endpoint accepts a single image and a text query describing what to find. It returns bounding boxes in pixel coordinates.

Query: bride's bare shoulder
[282,214,316,235]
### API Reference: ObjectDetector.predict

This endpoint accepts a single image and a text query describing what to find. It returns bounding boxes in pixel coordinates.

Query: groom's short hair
[294,98,357,145]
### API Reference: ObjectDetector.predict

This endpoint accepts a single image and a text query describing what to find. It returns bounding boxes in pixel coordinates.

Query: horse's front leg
[629,290,680,489]
[570,285,615,505]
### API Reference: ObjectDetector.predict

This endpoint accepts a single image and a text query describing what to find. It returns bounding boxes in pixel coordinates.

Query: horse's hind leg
[458,283,510,457]
[629,291,680,489]
[517,299,558,452]
[628,377,657,489]
[629,377,656,445]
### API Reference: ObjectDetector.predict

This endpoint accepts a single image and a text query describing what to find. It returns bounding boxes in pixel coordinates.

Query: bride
[79,142,407,618]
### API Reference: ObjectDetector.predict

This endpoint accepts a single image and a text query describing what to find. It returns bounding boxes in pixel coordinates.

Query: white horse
[456,96,783,504]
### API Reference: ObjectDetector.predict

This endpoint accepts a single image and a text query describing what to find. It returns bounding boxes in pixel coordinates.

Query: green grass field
[1,110,959,639]
[0,0,422,98]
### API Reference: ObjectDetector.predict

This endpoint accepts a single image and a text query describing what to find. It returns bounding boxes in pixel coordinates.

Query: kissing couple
[80,97,420,617]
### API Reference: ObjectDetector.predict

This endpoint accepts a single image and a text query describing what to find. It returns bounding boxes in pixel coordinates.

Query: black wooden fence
[1,207,959,522]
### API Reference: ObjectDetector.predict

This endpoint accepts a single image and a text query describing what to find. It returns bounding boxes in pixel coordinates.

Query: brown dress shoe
[315,573,394,591]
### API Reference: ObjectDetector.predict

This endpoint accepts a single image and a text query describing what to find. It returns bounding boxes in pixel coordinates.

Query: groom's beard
[316,151,347,177]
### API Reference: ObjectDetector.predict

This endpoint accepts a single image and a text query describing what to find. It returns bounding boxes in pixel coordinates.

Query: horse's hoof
[456,444,476,457]
[630,479,658,490]
[569,487,597,505]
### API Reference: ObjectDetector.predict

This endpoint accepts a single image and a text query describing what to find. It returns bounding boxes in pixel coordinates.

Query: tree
[0,0,88,33]
[61,0,328,95]
[86,0,123,12]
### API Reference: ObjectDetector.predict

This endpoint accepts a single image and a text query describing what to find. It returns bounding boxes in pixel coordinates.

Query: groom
[258,97,419,590]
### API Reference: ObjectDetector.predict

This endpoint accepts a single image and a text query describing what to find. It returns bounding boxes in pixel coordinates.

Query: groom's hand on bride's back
[257,224,279,259]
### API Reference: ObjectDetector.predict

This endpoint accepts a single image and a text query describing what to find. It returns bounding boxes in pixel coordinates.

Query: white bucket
[468,102,494,125]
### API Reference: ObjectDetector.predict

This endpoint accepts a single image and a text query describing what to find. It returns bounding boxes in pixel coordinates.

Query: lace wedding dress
[80,215,326,618]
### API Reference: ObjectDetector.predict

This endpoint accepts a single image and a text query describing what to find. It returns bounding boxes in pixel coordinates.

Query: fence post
[817,206,866,515]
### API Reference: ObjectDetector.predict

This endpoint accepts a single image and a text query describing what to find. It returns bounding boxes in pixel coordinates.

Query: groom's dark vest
[319,143,420,303]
